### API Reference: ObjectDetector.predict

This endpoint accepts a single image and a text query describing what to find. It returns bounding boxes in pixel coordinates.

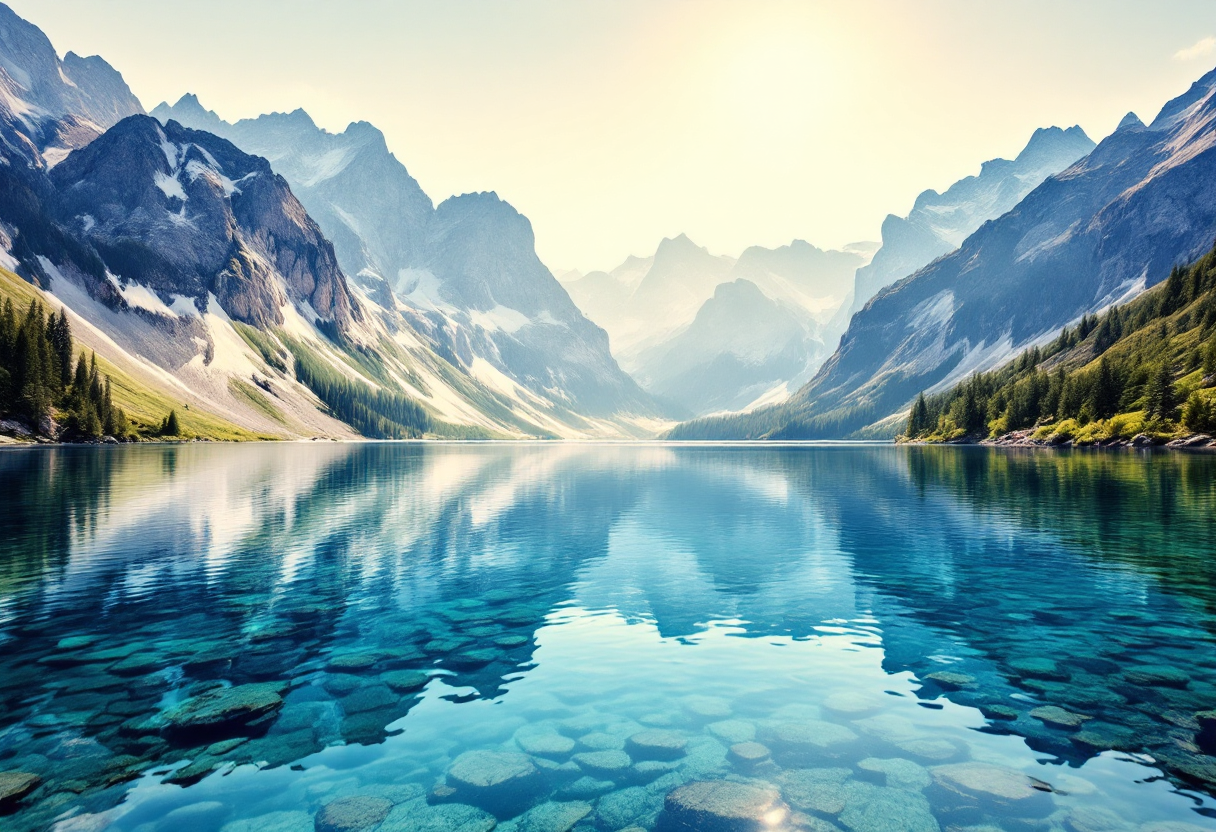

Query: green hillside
[902,242,1216,445]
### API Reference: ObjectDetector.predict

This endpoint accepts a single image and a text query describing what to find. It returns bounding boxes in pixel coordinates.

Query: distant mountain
[0,2,143,167]
[671,68,1216,440]
[566,235,871,415]
[848,125,1096,317]
[631,279,821,415]
[152,94,656,421]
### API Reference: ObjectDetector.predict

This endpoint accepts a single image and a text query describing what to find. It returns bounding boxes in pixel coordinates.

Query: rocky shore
[981,430,1214,450]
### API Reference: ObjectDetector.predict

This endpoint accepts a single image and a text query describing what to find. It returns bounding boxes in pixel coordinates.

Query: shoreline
[901,429,1215,451]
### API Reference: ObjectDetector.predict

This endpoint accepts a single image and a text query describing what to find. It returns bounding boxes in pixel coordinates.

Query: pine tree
[102,377,114,434]
[1146,363,1177,419]
[1183,392,1214,433]
[49,309,73,388]
[162,409,181,436]
[1090,357,1121,419]
[907,392,929,437]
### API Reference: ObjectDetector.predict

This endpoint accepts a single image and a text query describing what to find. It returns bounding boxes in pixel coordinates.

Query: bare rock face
[658,780,788,832]
[48,115,359,332]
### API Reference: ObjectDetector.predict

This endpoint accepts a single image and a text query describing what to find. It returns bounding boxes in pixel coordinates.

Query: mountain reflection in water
[0,444,1214,832]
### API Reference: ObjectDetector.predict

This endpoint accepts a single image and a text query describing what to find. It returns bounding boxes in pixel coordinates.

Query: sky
[11,0,1216,273]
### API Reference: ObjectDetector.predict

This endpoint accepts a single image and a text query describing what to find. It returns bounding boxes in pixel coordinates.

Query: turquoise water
[1,443,1216,832]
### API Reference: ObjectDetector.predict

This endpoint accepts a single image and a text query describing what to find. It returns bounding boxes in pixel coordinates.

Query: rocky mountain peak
[50,114,357,330]
[1117,111,1145,131]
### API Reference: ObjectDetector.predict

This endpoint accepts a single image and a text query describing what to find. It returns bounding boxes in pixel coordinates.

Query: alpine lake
[2,442,1216,832]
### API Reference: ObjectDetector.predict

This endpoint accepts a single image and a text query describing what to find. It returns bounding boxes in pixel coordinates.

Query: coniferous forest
[0,298,139,440]
[903,241,1216,445]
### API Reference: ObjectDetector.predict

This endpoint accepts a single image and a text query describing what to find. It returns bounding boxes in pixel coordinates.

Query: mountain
[50,115,358,332]
[848,125,1096,317]
[151,94,656,422]
[671,68,1216,440]
[565,235,871,415]
[631,278,821,415]
[0,2,143,167]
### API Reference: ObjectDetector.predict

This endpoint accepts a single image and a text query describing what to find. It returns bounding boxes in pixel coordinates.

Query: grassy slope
[1,267,277,441]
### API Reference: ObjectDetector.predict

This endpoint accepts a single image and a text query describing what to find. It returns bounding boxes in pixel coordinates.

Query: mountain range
[4,0,1216,446]
[563,235,875,415]
[0,3,661,441]
[671,69,1216,439]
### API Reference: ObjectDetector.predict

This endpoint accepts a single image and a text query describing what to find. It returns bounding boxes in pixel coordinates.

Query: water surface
[1,443,1215,832]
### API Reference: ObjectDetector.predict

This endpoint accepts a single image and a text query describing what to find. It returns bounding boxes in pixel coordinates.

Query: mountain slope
[902,240,1216,447]
[151,94,659,424]
[671,68,1216,440]
[848,125,1096,317]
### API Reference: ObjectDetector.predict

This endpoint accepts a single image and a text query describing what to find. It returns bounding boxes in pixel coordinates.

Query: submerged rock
[0,770,40,806]
[1009,657,1070,681]
[381,671,430,693]
[762,721,858,764]
[924,671,975,689]
[445,750,543,816]
[821,691,885,718]
[594,785,663,830]
[1065,806,1134,832]
[516,732,576,760]
[1122,666,1190,688]
[681,696,733,721]
[930,762,1053,817]
[221,810,314,832]
[556,776,614,800]
[1030,705,1091,729]
[727,742,770,768]
[571,750,632,777]
[514,801,592,832]
[838,782,939,832]
[776,768,850,815]
[315,796,393,832]
[379,801,496,832]
[706,720,755,744]
[626,730,687,761]
[857,758,930,791]
[162,682,285,742]
[659,780,788,832]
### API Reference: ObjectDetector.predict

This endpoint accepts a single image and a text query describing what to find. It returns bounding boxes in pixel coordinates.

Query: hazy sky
[11,1,1216,272]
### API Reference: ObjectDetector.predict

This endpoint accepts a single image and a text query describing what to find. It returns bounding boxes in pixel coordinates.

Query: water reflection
[0,444,1213,831]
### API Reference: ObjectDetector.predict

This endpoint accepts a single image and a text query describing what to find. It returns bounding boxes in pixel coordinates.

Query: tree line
[906,243,1216,441]
[286,339,431,439]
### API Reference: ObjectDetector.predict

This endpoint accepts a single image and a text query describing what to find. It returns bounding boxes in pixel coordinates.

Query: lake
[1,443,1215,832]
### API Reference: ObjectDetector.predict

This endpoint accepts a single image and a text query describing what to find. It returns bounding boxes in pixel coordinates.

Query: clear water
[1,443,1216,832]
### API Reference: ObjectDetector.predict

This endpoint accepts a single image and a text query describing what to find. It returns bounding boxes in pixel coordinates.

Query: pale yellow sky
[11,0,1216,272]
